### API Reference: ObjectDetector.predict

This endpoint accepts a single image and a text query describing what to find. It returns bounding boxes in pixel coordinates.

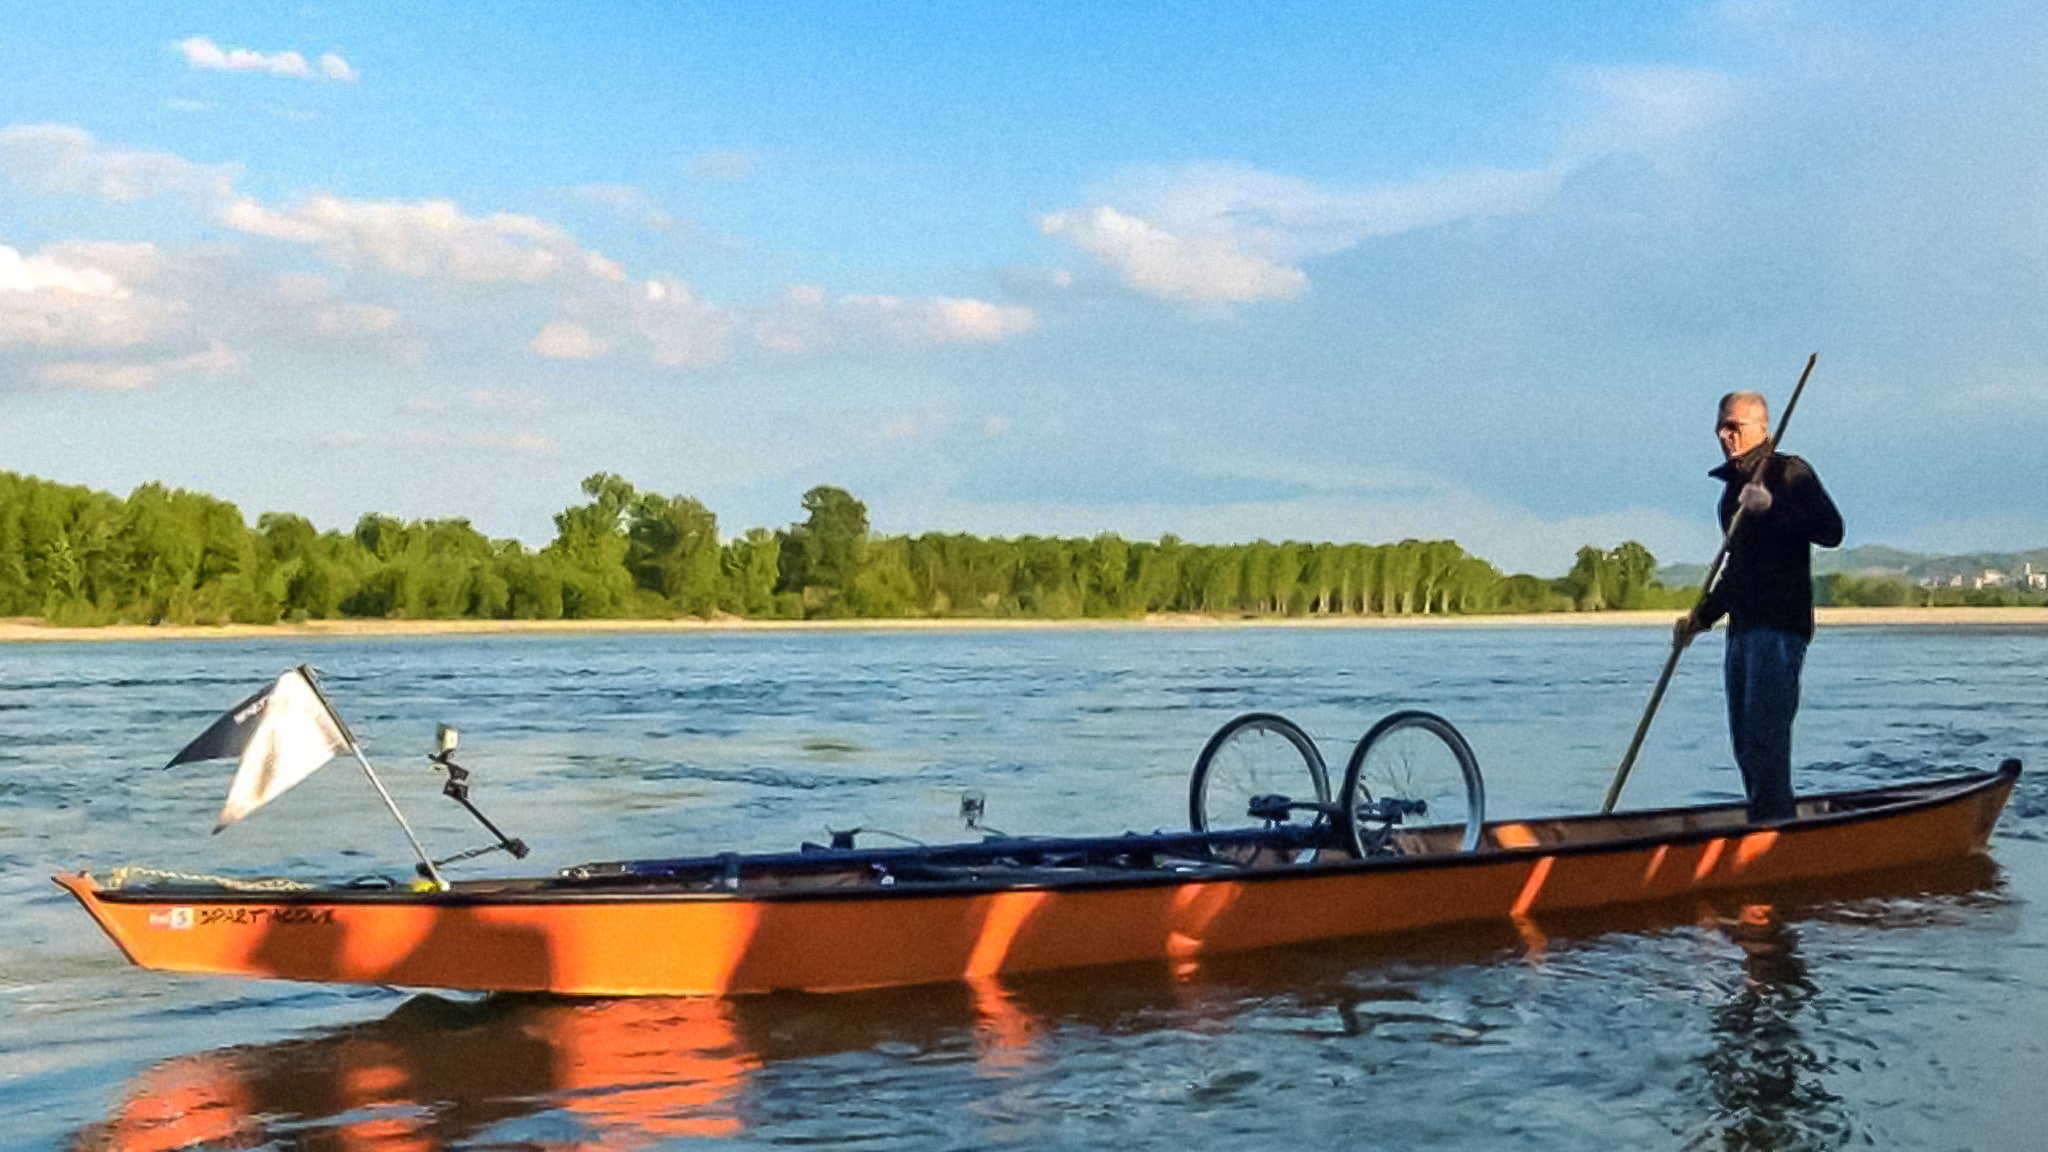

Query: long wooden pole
[1601,353,1817,813]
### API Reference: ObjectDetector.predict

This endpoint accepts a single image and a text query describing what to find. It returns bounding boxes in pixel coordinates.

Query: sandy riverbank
[2,606,2043,643]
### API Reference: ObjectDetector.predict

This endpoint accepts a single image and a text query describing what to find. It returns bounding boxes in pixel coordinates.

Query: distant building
[1918,563,2046,592]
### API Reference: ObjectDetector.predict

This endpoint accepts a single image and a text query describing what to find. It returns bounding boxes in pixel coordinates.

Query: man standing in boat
[1674,391,1843,823]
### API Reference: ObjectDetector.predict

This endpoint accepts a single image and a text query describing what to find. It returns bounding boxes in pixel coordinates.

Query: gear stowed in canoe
[56,668,2021,997]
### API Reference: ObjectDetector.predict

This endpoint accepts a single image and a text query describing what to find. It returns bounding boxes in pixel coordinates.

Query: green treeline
[3,469,1706,626]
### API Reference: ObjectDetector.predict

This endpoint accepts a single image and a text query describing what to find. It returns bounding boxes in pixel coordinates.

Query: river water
[4,625,2046,1150]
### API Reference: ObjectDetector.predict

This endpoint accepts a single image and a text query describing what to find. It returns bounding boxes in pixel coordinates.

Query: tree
[1560,545,1613,611]
[1016,536,1083,617]
[545,473,637,617]
[720,528,782,617]
[1305,544,1338,614]
[1126,536,1171,613]
[1196,547,1242,613]
[851,536,920,616]
[1608,541,1658,609]
[627,492,721,615]
[783,485,868,615]
[498,549,566,619]
[1383,541,1424,614]
[1556,541,1660,612]
[1086,534,1132,617]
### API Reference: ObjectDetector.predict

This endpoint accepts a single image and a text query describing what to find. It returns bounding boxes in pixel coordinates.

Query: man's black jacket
[1691,447,1844,641]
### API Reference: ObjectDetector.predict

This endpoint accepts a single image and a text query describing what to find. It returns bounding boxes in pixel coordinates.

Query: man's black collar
[1710,441,1773,481]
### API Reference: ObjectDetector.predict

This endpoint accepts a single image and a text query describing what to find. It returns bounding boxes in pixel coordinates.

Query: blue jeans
[1724,627,1808,823]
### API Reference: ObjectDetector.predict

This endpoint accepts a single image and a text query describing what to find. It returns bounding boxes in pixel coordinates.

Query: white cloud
[1561,64,1743,161]
[0,244,127,296]
[1036,60,1737,308]
[317,301,401,337]
[844,294,1038,344]
[751,283,829,354]
[584,252,627,282]
[177,36,311,78]
[569,184,691,236]
[219,198,325,243]
[180,337,243,373]
[259,274,421,364]
[38,338,243,392]
[0,243,167,349]
[1040,205,1306,304]
[47,241,164,285]
[3,127,1035,398]
[176,37,358,84]
[38,361,157,391]
[0,124,238,203]
[319,53,360,83]
[936,298,1036,343]
[635,277,739,368]
[222,196,587,283]
[1040,163,1558,306]
[469,430,559,455]
[530,321,609,360]
[753,285,1037,353]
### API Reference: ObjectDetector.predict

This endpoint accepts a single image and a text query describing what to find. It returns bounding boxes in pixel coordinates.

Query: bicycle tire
[1189,712,1331,846]
[1340,710,1485,856]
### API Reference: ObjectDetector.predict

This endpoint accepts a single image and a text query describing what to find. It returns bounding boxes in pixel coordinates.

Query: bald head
[1719,391,1769,423]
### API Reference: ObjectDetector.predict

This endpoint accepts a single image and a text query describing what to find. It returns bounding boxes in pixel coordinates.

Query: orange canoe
[56,761,2019,997]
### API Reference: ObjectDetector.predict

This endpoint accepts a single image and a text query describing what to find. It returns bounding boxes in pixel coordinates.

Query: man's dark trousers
[1724,626,1806,823]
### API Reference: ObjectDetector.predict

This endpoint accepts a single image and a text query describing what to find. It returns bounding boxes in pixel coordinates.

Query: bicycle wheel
[1340,710,1485,857]
[1189,713,1331,852]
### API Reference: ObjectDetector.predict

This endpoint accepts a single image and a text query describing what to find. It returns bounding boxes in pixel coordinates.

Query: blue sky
[3,2,2043,575]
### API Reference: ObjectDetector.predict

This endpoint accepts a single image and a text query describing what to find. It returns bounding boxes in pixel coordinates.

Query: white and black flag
[166,667,352,831]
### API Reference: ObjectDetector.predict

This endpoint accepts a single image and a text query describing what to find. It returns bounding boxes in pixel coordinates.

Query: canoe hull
[56,767,2018,996]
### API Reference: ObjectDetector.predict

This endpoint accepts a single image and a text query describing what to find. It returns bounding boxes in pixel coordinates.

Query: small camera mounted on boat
[425,723,530,869]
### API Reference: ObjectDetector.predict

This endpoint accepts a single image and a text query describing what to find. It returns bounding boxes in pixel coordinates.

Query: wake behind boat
[55,668,2021,997]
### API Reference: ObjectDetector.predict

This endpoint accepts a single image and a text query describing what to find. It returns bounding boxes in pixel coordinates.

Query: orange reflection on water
[538,998,756,1144]
[968,976,1043,1071]
[71,1056,261,1152]
[1510,913,1550,964]
[75,996,758,1152]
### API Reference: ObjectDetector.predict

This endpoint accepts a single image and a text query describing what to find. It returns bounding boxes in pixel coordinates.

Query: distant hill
[1656,545,2048,590]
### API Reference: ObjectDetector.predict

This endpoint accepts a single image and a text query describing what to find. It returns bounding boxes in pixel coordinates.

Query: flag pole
[297,665,446,890]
